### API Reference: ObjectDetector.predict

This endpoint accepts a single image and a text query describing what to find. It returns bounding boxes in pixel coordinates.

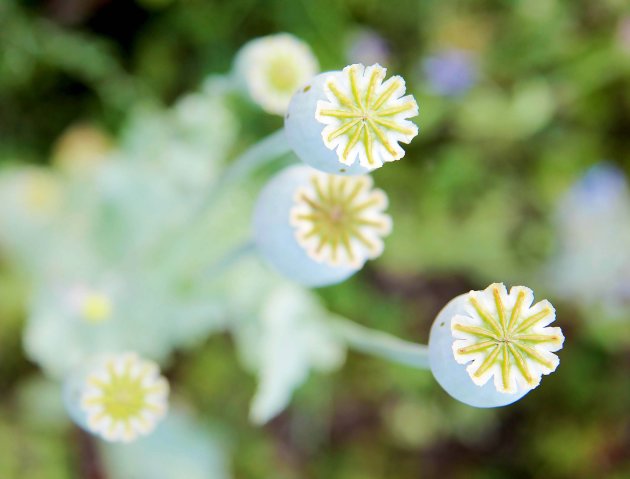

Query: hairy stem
[331,317,430,370]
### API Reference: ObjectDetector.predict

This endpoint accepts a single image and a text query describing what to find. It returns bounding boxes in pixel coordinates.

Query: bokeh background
[2,0,630,478]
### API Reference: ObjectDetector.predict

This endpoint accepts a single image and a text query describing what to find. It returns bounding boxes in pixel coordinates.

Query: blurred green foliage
[1,0,630,478]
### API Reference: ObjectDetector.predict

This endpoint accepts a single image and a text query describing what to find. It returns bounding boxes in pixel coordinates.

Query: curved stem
[145,129,290,270]
[195,238,431,372]
[200,240,256,280]
[194,129,291,216]
[222,129,290,184]
[331,317,430,370]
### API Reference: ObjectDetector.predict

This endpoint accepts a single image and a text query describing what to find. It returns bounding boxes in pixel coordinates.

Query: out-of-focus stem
[331,318,430,370]
[222,129,290,184]
[195,129,290,215]
[147,129,289,269]
[200,240,256,280]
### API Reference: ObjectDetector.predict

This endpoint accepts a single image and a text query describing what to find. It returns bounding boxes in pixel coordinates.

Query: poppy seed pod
[285,63,419,175]
[429,283,564,407]
[252,165,392,287]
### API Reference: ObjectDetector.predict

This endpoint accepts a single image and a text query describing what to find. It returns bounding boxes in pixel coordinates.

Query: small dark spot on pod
[303,85,311,92]
[340,168,346,173]
[440,322,445,327]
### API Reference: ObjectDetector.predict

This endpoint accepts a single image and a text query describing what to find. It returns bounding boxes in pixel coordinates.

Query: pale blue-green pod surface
[62,358,100,432]
[429,294,529,408]
[284,72,370,176]
[252,165,359,287]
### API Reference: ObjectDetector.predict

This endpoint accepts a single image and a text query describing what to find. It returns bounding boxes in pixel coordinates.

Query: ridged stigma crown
[80,353,169,442]
[290,171,392,267]
[315,64,419,170]
[452,283,564,394]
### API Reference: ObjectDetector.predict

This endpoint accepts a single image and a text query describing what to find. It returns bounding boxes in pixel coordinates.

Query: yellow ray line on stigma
[329,233,340,263]
[342,124,364,161]
[299,193,323,212]
[337,177,347,197]
[311,176,326,203]
[501,343,512,391]
[371,78,403,110]
[348,65,363,109]
[315,232,330,255]
[347,224,378,251]
[493,286,507,331]
[340,229,355,264]
[327,174,336,203]
[376,102,417,116]
[345,179,366,204]
[507,290,526,332]
[514,342,555,370]
[365,67,381,107]
[507,343,535,385]
[469,296,502,335]
[328,118,361,141]
[327,81,360,110]
[452,323,499,339]
[456,340,496,355]
[362,124,375,166]
[514,333,562,344]
[302,225,323,239]
[347,196,382,214]
[366,119,398,157]
[473,345,501,378]
[318,109,362,119]
[354,218,389,228]
[513,308,552,335]
[294,213,325,222]
[371,117,416,136]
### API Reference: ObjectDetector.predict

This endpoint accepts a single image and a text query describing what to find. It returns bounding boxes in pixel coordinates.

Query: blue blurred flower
[562,163,628,213]
[548,163,630,313]
[423,49,477,96]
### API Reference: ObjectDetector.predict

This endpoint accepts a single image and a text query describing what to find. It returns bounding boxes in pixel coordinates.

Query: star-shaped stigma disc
[452,283,564,394]
[81,353,169,442]
[315,64,419,170]
[290,171,392,267]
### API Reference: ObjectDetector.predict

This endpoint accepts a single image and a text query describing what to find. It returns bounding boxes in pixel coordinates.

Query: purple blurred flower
[346,30,391,66]
[423,50,477,96]
[617,16,630,53]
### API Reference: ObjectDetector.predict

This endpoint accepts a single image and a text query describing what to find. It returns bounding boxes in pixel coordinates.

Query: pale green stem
[147,129,290,268]
[200,240,256,280]
[194,128,291,216]
[331,317,430,370]
[223,129,291,183]
[198,238,431,371]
